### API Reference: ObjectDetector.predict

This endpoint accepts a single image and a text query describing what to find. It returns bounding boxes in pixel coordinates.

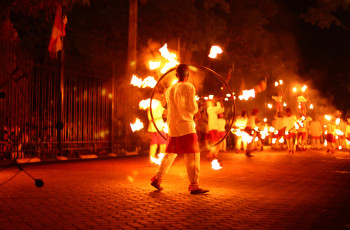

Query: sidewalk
[0,149,349,229]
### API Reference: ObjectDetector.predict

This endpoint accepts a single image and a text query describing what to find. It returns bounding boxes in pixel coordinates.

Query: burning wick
[211,159,222,170]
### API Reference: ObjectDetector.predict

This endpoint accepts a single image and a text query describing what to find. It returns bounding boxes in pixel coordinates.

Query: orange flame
[159,43,179,73]
[238,89,255,100]
[150,153,165,165]
[208,45,223,59]
[139,99,160,110]
[130,75,157,89]
[211,159,222,170]
[130,118,144,132]
[149,61,161,70]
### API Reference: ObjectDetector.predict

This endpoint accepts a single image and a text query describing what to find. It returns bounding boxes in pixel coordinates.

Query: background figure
[309,118,322,149]
[272,112,285,150]
[206,100,224,160]
[147,99,166,165]
[234,110,248,154]
[335,117,346,150]
[297,95,308,116]
[345,116,350,151]
[272,90,283,115]
[284,108,298,154]
[217,113,226,152]
[151,64,208,194]
[245,108,259,157]
[326,122,336,153]
[296,115,312,151]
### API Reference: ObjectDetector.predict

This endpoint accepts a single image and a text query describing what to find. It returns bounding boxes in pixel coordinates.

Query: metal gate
[0,41,116,161]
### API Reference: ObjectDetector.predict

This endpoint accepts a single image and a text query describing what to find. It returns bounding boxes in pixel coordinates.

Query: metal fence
[0,41,127,161]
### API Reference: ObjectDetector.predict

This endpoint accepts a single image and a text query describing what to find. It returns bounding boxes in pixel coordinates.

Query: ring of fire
[150,64,236,151]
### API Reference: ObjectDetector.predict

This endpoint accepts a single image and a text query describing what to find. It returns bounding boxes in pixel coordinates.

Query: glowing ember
[130,118,144,132]
[159,43,179,73]
[211,159,222,170]
[238,89,255,100]
[149,61,161,70]
[208,45,223,59]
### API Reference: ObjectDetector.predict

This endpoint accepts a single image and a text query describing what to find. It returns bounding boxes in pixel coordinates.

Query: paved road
[1,149,350,230]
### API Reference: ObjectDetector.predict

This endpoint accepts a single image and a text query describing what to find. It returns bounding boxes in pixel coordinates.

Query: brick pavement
[0,149,349,229]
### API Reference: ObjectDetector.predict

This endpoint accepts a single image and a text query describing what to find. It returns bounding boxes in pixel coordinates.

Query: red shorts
[285,133,296,139]
[150,131,167,145]
[165,133,199,154]
[326,134,335,143]
[207,130,219,142]
[218,131,226,139]
[297,132,306,140]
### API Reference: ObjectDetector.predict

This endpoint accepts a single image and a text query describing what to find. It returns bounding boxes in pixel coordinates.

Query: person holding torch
[150,64,209,195]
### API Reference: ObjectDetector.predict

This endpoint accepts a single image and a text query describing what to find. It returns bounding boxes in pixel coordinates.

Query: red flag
[48,5,67,57]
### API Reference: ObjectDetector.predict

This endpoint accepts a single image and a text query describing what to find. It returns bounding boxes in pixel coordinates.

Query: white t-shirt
[165,82,198,137]
[207,102,224,131]
[218,118,226,132]
[284,115,297,133]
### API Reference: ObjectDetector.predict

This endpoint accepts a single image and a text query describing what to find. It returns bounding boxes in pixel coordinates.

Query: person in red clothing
[150,64,209,195]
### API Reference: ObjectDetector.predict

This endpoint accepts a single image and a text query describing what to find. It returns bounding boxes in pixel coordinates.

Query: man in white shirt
[150,64,209,195]
[206,100,224,160]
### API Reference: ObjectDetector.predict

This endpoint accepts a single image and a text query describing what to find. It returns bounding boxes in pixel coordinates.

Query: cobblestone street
[1,149,350,229]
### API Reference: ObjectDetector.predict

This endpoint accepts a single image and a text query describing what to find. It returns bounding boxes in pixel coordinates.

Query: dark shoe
[245,151,253,157]
[151,176,163,191]
[190,188,209,194]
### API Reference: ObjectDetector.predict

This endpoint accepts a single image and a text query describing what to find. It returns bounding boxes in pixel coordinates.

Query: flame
[172,79,178,85]
[279,137,284,143]
[279,80,283,85]
[238,89,255,100]
[130,75,157,88]
[159,43,179,73]
[292,87,297,92]
[267,103,272,109]
[275,81,279,87]
[335,129,344,135]
[149,61,161,70]
[269,127,275,132]
[208,45,223,59]
[310,104,314,109]
[130,118,144,132]
[324,140,327,146]
[211,159,222,170]
[130,75,142,87]
[336,118,340,125]
[301,85,307,92]
[263,118,267,122]
[324,115,332,121]
[272,138,277,144]
[208,95,214,100]
[139,99,160,110]
[283,102,287,107]
[150,153,165,165]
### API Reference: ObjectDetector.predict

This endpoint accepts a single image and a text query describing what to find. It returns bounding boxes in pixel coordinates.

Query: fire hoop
[150,64,236,151]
